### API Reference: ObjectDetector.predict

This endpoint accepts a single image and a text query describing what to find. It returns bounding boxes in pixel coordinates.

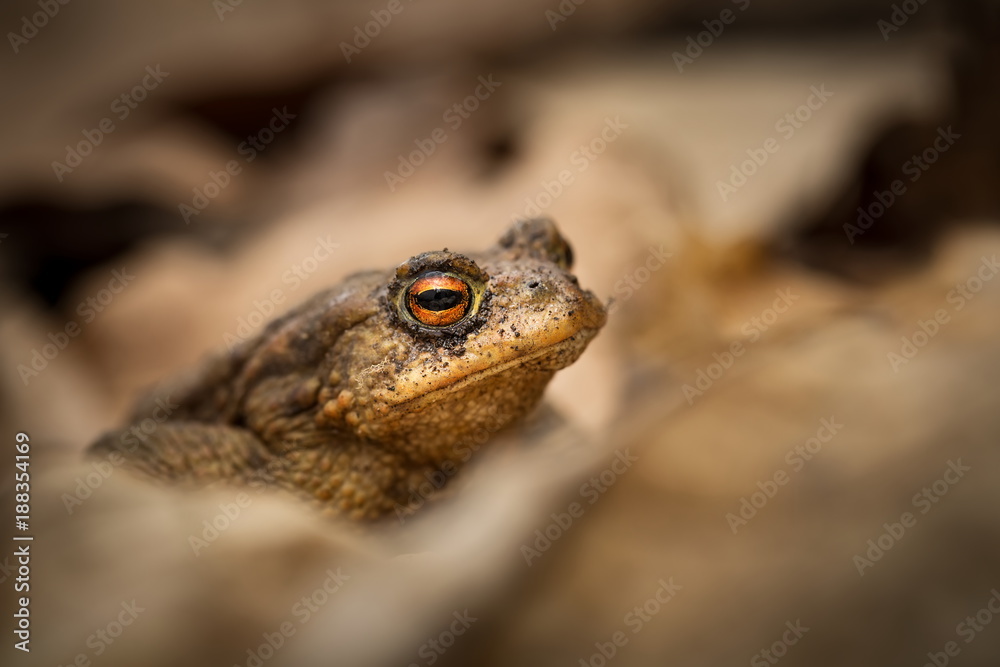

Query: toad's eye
[406,272,472,327]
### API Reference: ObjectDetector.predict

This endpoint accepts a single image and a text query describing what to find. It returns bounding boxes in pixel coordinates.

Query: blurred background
[3,0,1000,665]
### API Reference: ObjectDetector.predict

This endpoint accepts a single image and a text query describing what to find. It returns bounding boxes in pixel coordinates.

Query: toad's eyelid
[386,254,491,338]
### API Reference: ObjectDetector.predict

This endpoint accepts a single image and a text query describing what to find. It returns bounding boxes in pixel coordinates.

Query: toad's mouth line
[376,327,599,410]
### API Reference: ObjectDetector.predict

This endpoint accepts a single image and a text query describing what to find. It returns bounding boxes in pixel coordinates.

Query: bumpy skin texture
[91,219,606,520]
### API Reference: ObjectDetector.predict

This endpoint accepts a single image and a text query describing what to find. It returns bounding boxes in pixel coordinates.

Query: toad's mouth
[371,327,600,412]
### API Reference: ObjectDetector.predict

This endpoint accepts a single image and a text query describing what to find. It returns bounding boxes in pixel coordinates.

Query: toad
[91,218,606,520]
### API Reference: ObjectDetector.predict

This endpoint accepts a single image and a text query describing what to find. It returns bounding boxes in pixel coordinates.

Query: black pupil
[415,288,463,311]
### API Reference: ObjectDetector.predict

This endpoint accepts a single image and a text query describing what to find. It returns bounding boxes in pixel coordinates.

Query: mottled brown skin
[91,219,606,520]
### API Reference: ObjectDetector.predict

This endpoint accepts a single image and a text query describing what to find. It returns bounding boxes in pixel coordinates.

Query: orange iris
[406,272,471,327]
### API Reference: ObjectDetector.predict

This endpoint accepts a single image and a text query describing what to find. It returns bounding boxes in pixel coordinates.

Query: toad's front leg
[90,422,279,487]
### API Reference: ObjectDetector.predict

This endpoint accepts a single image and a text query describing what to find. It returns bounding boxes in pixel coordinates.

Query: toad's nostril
[528,281,540,288]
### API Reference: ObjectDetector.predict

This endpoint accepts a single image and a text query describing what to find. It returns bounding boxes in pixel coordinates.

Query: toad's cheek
[370,327,601,411]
